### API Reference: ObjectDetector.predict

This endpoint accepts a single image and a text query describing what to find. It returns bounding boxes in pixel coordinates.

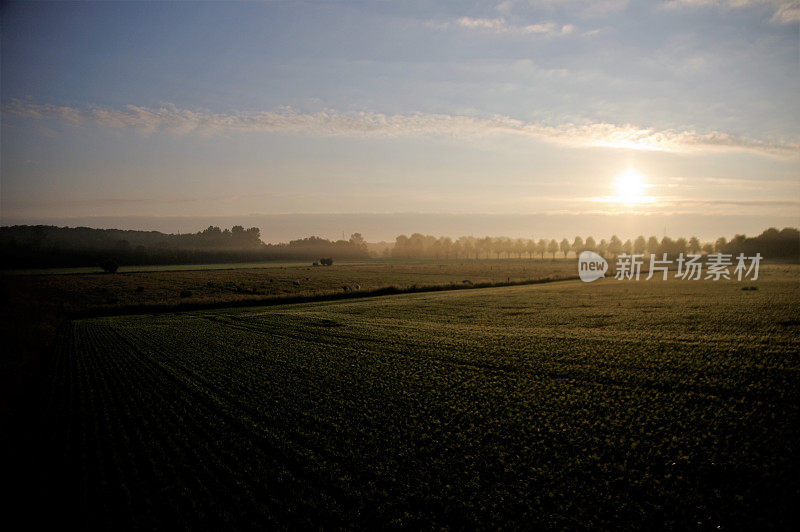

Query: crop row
[42,275,800,529]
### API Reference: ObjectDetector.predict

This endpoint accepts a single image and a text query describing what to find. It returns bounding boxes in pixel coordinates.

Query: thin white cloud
[770,1,800,23]
[454,17,507,30]
[496,0,629,18]
[662,0,800,24]
[5,99,798,158]
[429,16,577,36]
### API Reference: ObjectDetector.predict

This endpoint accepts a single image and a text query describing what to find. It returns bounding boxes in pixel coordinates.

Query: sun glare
[613,168,647,204]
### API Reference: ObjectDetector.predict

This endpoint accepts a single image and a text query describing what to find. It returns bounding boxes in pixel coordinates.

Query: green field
[43,265,800,529]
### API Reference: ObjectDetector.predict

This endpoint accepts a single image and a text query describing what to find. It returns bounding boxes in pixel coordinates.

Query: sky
[1,0,798,242]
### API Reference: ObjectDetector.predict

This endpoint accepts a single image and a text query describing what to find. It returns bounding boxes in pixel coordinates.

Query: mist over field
[5,212,800,243]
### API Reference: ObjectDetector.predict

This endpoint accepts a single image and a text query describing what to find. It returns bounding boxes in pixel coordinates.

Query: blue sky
[1,0,798,241]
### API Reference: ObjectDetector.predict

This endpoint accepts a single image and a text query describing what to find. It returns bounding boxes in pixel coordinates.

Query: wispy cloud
[770,1,800,23]
[428,16,577,36]
[496,0,629,18]
[662,0,800,24]
[5,99,798,158]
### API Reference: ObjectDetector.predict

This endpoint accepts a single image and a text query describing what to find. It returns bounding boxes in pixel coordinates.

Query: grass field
[1,259,576,317]
[3,260,362,276]
[40,264,800,529]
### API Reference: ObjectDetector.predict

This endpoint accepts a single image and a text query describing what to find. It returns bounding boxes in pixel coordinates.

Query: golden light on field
[613,168,648,204]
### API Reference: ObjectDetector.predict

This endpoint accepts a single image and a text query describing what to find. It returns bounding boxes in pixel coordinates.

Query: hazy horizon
[3,212,796,244]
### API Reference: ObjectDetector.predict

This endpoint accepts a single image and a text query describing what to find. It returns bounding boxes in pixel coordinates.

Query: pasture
[40,264,800,529]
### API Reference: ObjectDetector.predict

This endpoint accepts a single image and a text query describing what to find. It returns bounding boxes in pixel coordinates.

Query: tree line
[1,225,796,270]
[391,227,799,260]
[0,226,370,269]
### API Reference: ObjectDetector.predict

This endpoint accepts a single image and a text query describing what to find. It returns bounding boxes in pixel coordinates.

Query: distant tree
[536,239,548,259]
[500,238,509,258]
[720,227,799,259]
[584,237,596,252]
[431,238,443,259]
[547,239,559,259]
[675,237,688,256]
[688,236,701,254]
[492,239,501,259]
[246,227,261,243]
[458,237,474,260]
[598,239,608,258]
[473,237,484,259]
[660,236,675,256]
[702,243,714,254]
[424,235,437,256]
[623,239,633,255]
[492,237,505,259]
[503,237,513,258]
[646,236,660,255]
[608,236,622,258]
[572,236,584,255]
[409,233,426,257]
[349,233,367,254]
[451,238,462,259]
[227,225,262,248]
[715,237,727,252]
[778,227,800,257]
[560,238,571,258]
[513,238,525,258]
[393,234,409,258]
[634,235,646,255]
[441,237,453,258]
[480,237,493,259]
[526,239,536,259]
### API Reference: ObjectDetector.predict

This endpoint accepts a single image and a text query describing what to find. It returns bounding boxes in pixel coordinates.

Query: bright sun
[613,168,647,203]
